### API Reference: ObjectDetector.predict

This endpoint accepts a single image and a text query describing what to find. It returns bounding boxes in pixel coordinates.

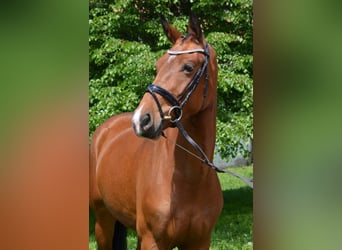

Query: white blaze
[132,104,144,135]
[167,55,175,64]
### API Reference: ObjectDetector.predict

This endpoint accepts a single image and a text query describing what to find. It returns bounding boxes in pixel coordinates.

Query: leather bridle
[144,42,253,188]
[146,43,210,124]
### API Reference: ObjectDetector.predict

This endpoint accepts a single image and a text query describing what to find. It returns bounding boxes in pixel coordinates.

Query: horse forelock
[176,32,205,48]
[180,33,191,44]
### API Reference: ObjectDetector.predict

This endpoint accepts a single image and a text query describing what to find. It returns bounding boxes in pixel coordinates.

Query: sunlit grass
[211,166,253,250]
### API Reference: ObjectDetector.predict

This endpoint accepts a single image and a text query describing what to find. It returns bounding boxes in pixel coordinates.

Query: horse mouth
[132,112,163,140]
[132,122,163,139]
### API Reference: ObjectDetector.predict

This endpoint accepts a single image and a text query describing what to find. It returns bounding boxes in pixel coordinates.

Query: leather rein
[145,43,253,189]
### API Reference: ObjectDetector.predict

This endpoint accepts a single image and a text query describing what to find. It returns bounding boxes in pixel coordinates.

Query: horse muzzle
[132,109,163,139]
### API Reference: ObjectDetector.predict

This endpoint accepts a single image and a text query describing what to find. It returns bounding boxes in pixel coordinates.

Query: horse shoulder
[91,113,133,158]
[90,112,142,228]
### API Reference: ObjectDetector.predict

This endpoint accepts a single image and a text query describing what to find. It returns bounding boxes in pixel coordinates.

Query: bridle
[145,43,253,188]
[146,43,210,124]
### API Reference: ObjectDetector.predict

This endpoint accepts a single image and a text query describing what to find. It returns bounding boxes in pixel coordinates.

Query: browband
[167,48,206,55]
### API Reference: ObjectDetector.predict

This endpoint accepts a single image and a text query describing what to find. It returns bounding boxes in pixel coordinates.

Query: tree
[89,0,253,162]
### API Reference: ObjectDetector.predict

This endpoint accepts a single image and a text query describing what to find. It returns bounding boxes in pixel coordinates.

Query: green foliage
[89,0,253,161]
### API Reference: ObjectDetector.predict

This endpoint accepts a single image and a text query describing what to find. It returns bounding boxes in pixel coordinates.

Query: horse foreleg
[136,238,141,250]
[140,237,159,250]
[139,231,177,250]
[178,237,211,250]
[93,205,115,250]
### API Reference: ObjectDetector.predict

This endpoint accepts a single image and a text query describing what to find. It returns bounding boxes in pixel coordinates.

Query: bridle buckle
[164,105,182,123]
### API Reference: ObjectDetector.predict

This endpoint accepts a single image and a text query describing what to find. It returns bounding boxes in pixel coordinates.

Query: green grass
[211,166,253,250]
[89,166,253,249]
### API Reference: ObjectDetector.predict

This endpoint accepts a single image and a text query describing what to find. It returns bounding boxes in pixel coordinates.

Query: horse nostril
[141,113,151,128]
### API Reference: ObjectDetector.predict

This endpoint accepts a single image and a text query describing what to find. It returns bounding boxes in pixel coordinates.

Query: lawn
[89,166,253,250]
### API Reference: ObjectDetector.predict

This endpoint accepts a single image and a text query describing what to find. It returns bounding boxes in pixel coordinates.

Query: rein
[145,43,253,189]
[161,124,253,189]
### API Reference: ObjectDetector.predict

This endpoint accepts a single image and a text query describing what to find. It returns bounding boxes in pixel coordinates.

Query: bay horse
[90,12,223,250]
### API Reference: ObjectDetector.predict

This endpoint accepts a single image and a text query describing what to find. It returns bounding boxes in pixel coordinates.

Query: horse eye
[183,64,194,73]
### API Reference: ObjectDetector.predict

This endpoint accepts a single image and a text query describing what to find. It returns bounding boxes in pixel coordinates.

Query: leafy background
[89,0,253,162]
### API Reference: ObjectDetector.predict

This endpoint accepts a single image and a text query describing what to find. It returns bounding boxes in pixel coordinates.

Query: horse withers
[90,12,223,250]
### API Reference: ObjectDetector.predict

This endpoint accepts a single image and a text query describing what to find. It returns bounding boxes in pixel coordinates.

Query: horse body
[90,13,223,250]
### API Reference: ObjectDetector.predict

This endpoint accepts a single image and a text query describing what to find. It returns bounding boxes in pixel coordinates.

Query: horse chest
[138,185,218,243]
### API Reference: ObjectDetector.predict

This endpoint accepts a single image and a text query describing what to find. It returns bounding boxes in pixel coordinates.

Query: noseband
[146,43,210,123]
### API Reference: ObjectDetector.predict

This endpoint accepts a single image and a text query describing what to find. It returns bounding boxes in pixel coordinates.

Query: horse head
[132,12,217,139]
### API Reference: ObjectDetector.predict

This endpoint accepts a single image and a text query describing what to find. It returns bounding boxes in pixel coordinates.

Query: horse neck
[182,102,216,158]
[168,99,217,182]
[179,59,218,163]
[170,49,218,180]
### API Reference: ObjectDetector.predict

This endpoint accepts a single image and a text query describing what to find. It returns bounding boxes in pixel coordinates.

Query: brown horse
[90,12,223,250]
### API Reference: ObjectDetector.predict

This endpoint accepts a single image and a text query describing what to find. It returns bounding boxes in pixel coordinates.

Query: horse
[89,12,223,250]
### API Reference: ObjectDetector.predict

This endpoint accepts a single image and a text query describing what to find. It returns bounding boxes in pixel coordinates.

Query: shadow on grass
[211,186,253,249]
[223,186,253,210]
[89,208,95,235]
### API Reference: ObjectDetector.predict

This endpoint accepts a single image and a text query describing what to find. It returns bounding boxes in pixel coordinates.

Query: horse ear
[160,15,182,44]
[187,11,203,44]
